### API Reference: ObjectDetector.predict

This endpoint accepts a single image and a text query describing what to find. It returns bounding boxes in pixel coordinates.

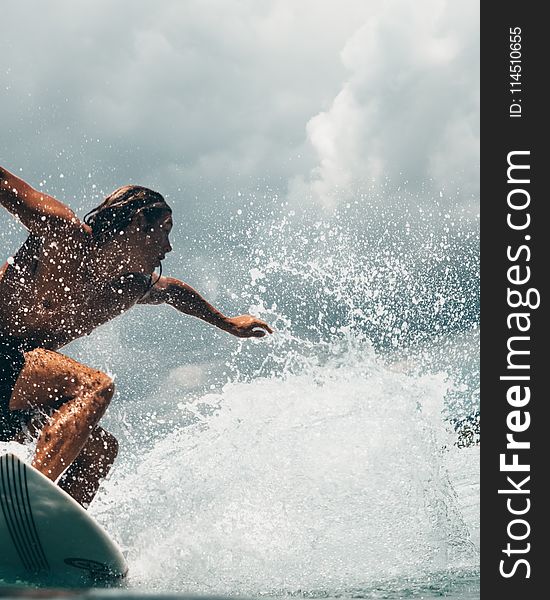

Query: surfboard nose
[0,453,127,586]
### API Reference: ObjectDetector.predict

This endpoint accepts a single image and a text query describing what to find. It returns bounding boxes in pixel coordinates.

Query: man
[0,165,273,507]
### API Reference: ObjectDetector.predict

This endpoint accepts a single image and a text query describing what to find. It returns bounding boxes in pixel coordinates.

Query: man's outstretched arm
[0,165,80,234]
[138,276,273,338]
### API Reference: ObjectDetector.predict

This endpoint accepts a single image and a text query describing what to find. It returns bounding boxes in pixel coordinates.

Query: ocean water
[1,201,479,599]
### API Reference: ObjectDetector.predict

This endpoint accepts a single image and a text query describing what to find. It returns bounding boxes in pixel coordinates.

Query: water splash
[91,333,478,595]
[2,192,479,595]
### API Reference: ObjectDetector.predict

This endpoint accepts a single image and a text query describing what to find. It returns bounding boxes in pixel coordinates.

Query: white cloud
[289,0,479,211]
[0,0,478,220]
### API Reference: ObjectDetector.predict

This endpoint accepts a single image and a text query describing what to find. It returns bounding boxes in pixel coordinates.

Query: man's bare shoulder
[136,275,173,305]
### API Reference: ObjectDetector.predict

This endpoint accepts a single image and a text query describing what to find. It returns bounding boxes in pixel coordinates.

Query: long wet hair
[84,185,171,243]
[84,185,172,288]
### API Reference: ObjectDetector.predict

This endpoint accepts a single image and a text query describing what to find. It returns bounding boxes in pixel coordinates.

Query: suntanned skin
[0,165,273,507]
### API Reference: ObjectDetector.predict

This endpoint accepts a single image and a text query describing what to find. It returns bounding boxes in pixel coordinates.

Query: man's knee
[70,372,115,421]
[87,372,115,408]
[96,373,115,401]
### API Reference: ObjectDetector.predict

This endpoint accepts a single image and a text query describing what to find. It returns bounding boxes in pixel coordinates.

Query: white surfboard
[0,452,128,586]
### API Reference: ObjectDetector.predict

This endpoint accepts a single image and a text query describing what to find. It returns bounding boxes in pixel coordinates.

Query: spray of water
[84,202,479,594]
[2,194,479,595]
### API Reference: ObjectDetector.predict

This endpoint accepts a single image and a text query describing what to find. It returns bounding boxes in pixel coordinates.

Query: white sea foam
[2,202,479,595]
[91,333,479,595]
[0,440,33,462]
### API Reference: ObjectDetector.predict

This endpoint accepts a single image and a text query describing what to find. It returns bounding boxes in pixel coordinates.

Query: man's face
[121,210,173,273]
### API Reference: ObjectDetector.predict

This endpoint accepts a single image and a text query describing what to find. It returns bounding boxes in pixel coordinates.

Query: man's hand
[225,315,274,338]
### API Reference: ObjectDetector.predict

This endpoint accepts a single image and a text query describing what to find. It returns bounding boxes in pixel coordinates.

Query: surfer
[0,165,273,508]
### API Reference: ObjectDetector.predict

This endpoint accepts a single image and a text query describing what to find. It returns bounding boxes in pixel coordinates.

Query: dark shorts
[0,338,28,441]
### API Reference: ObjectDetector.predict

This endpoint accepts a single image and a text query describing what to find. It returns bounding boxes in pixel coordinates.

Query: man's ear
[135,211,148,229]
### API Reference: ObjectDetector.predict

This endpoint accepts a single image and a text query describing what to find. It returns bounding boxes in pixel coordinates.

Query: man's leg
[9,348,116,498]
[58,427,118,507]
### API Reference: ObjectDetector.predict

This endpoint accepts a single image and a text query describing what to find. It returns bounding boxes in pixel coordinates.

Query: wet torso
[0,227,150,351]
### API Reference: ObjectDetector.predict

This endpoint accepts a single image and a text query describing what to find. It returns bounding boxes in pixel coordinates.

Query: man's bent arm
[0,165,80,234]
[139,276,273,338]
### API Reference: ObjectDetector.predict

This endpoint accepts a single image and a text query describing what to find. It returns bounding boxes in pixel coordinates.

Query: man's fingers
[255,321,273,334]
[232,317,273,338]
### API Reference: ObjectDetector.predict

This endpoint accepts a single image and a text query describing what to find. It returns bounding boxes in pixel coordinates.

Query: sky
[1,0,479,223]
[0,0,480,424]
